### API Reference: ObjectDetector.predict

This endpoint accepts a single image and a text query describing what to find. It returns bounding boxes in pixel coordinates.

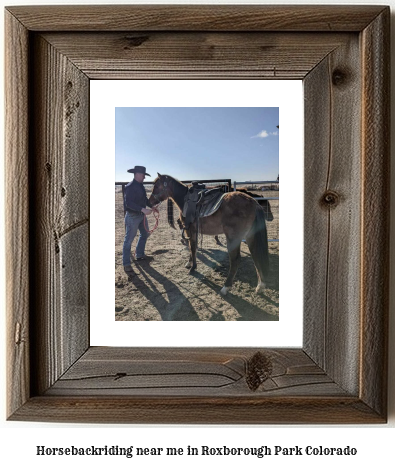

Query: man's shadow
[127,262,200,321]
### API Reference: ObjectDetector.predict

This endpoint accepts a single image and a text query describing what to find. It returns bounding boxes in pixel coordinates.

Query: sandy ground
[115,188,279,321]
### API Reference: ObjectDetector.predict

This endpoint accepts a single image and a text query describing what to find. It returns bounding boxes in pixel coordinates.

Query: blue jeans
[122,212,150,266]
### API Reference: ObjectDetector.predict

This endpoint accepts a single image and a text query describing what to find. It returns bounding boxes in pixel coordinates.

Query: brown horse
[168,185,273,246]
[148,173,270,296]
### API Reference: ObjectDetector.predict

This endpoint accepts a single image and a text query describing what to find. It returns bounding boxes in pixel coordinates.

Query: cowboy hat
[127,165,151,176]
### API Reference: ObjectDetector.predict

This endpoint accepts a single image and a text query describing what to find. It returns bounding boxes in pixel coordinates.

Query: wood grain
[29,34,90,395]
[5,10,30,419]
[6,5,386,32]
[42,32,351,80]
[5,5,390,424]
[303,56,332,370]
[360,9,390,418]
[9,396,383,425]
[46,347,344,397]
[9,349,383,424]
[304,35,362,395]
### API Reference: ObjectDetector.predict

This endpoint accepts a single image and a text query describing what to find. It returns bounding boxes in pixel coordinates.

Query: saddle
[182,181,226,231]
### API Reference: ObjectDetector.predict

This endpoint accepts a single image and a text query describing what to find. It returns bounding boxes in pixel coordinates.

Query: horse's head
[148,173,172,206]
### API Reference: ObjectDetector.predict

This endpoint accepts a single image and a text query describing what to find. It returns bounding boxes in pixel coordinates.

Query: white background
[90,79,303,347]
[1,0,394,469]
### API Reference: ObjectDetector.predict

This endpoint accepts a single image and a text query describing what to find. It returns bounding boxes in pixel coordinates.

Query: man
[122,165,153,273]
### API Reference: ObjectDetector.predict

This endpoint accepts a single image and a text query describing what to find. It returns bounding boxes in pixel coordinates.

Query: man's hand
[141,208,153,215]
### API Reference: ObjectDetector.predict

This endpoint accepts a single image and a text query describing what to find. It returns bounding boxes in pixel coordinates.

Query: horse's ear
[157,172,162,177]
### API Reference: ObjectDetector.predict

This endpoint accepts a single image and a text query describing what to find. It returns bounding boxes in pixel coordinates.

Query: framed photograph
[5,5,389,423]
[90,80,303,347]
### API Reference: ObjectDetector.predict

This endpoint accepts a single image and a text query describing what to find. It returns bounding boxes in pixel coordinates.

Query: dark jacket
[124,179,152,213]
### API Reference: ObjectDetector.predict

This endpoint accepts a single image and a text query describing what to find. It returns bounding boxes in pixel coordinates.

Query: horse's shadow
[191,271,277,321]
[197,248,279,293]
[193,248,279,320]
[196,249,227,270]
[127,262,200,321]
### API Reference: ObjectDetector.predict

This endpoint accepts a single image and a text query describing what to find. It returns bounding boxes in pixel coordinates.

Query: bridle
[151,179,170,203]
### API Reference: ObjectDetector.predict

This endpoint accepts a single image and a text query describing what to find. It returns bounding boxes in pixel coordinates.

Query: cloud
[252,130,269,138]
[251,130,278,139]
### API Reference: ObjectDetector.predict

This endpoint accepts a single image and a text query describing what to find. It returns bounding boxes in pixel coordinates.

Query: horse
[167,185,273,246]
[148,173,270,296]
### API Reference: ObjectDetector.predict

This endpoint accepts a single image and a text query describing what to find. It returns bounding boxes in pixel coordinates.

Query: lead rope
[144,206,160,234]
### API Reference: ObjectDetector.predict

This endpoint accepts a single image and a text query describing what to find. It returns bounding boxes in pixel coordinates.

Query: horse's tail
[247,206,270,282]
[167,198,176,229]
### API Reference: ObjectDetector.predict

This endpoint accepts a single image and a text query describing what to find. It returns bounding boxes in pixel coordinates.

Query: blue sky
[115,107,279,183]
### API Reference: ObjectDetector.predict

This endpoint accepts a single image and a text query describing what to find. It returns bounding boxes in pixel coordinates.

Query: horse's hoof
[255,282,266,294]
[188,267,196,275]
[220,286,230,296]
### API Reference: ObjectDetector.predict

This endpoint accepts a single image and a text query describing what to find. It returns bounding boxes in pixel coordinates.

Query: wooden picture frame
[5,5,390,424]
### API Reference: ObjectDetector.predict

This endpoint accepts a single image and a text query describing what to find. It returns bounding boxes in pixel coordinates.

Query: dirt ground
[115,188,279,321]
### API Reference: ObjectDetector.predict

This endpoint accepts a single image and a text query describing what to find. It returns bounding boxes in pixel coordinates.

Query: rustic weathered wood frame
[5,5,390,424]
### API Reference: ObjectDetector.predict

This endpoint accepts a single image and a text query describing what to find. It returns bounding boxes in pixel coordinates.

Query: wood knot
[123,35,149,49]
[321,190,340,207]
[246,351,273,391]
[332,68,349,87]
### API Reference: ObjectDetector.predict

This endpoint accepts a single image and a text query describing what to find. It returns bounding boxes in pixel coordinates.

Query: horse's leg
[184,241,193,268]
[184,250,192,268]
[184,225,198,272]
[220,237,242,296]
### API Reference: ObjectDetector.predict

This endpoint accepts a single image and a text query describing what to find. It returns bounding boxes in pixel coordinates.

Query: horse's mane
[153,174,187,187]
